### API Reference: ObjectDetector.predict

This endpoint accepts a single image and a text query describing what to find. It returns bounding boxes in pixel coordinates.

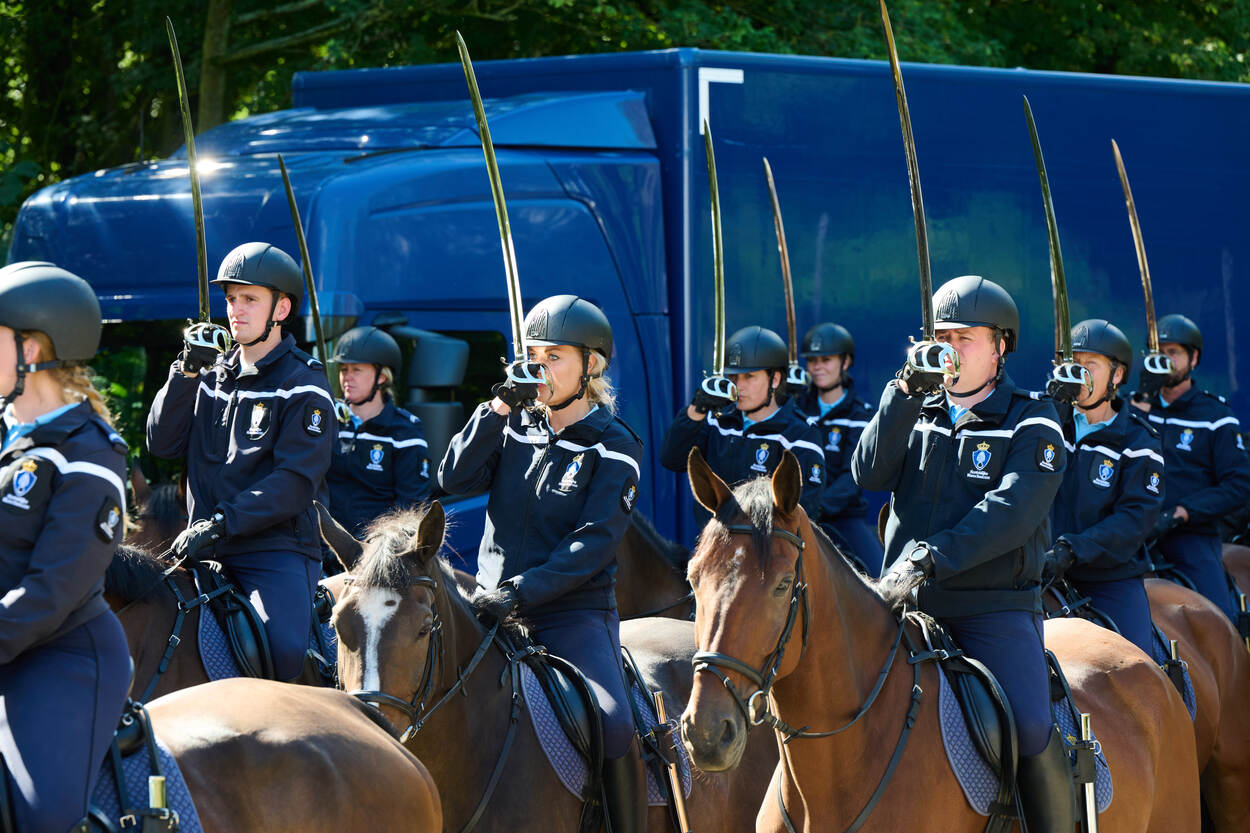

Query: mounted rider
[0,263,132,833]
[660,325,825,528]
[438,295,647,833]
[853,275,1076,833]
[326,325,430,538]
[791,322,883,574]
[1131,313,1250,620]
[1048,319,1163,654]
[146,242,336,681]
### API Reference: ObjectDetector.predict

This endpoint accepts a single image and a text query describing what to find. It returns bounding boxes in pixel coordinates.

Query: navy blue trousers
[528,607,634,759]
[220,550,320,680]
[0,612,130,833]
[943,610,1052,756]
[823,517,886,577]
[1158,531,1237,621]
[1070,576,1154,656]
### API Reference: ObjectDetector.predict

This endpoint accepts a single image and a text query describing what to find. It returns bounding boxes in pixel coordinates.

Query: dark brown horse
[319,501,778,833]
[127,468,186,554]
[680,448,1199,832]
[616,513,694,620]
[1222,542,1250,612]
[144,670,441,831]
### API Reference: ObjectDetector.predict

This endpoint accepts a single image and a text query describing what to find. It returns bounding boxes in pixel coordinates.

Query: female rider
[438,294,645,833]
[0,262,132,833]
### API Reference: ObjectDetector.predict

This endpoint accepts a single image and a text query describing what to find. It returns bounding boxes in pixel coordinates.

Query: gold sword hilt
[652,690,692,833]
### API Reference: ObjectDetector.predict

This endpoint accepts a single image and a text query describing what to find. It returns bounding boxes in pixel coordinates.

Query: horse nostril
[719,717,736,749]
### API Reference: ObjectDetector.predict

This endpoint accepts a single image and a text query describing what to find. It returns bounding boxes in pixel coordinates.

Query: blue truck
[10,48,1250,559]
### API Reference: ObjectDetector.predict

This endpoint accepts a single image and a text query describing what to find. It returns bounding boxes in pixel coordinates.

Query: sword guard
[183,321,231,354]
[334,399,353,425]
[1137,352,1174,397]
[784,364,811,396]
[1047,362,1094,404]
[506,360,549,388]
[906,340,960,377]
[698,374,738,417]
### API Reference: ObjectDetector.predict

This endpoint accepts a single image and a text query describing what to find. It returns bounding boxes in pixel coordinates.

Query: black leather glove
[783,364,811,398]
[180,322,230,375]
[1046,363,1092,405]
[1150,509,1183,541]
[471,585,519,623]
[1042,539,1076,586]
[897,341,957,397]
[877,545,933,611]
[172,513,225,560]
[1137,357,1172,397]
[492,360,547,410]
[691,375,737,415]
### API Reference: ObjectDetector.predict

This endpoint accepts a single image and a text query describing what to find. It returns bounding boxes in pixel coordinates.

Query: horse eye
[774,577,792,596]
[384,599,397,608]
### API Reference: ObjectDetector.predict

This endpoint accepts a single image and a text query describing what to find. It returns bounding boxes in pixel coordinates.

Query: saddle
[78,701,180,833]
[910,613,1019,831]
[190,561,275,680]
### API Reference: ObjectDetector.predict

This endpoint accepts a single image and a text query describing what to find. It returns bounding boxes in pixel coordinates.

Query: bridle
[689,519,934,833]
[692,523,810,729]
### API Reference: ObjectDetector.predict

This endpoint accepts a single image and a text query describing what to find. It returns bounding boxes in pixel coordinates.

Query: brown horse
[143,673,440,831]
[127,468,187,554]
[1222,542,1250,611]
[680,448,1199,832]
[1145,578,1250,831]
[319,501,778,833]
[616,512,694,620]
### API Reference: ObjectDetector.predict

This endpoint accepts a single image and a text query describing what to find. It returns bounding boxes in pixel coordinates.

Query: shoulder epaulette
[1201,389,1228,405]
[612,415,643,446]
[1125,406,1159,438]
[290,345,324,370]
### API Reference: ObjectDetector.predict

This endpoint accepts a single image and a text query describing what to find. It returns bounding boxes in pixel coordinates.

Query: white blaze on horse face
[358,587,403,692]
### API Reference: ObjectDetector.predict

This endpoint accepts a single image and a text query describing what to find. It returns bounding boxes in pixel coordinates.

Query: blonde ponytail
[23,331,116,428]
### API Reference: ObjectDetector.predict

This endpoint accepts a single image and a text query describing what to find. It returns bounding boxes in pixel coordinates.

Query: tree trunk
[198,0,236,131]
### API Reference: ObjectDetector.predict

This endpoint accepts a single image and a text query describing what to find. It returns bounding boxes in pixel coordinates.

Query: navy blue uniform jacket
[328,398,430,537]
[793,381,875,522]
[1050,402,1164,582]
[1138,385,1250,535]
[852,376,1066,617]
[146,334,336,561]
[659,399,826,521]
[438,403,642,613]
[0,403,127,664]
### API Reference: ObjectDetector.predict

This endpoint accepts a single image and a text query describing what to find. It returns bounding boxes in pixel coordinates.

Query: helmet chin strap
[547,350,592,412]
[240,292,280,348]
[1077,362,1121,411]
[1164,348,1195,389]
[1,332,63,408]
[741,372,780,417]
[947,363,1002,399]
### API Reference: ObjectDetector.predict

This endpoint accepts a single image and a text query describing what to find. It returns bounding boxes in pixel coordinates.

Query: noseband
[692,523,810,728]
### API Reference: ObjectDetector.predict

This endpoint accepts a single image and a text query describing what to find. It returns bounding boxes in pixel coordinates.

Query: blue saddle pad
[938,667,1112,816]
[91,734,203,833]
[519,663,692,806]
[1151,628,1197,720]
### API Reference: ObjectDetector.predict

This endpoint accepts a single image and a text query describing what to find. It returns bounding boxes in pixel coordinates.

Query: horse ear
[316,501,363,571]
[688,446,732,513]
[771,450,802,517]
[414,501,445,565]
[129,466,151,506]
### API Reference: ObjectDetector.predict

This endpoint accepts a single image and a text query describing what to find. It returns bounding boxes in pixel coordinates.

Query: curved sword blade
[762,157,798,365]
[705,121,727,376]
[879,0,933,340]
[1023,97,1073,363]
[166,17,209,322]
[278,154,328,373]
[456,32,526,360]
[1111,140,1159,353]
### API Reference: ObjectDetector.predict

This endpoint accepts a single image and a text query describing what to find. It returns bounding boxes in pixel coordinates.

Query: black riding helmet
[332,326,403,406]
[800,322,854,359]
[1071,319,1133,372]
[211,242,304,346]
[0,261,102,402]
[523,295,613,410]
[933,275,1019,354]
[1157,314,1202,355]
[725,326,788,374]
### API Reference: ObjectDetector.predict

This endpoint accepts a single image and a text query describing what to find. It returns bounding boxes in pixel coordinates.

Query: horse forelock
[355,506,440,592]
[105,544,176,603]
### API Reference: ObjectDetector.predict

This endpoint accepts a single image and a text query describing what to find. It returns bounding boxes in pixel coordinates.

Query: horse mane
[354,506,477,619]
[139,482,183,525]
[105,544,175,603]
[629,511,689,575]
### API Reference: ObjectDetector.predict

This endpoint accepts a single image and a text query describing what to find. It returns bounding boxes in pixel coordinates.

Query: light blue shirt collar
[1073,409,1115,442]
[818,389,847,416]
[945,393,969,425]
[3,401,80,452]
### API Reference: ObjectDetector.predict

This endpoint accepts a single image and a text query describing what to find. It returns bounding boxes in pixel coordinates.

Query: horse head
[680,446,811,771]
[320,502,445,736]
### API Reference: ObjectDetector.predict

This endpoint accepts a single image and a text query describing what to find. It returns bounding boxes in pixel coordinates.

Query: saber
[278,155,350,423]
[166,17,209,323]
[651,690,692,833]
[1080,713,1099,833]
[879,0,958,379]
[1111,140,1172,388]
[1023,97,1091,401]
[762,157,810,393]
[456,32,526,362]
[700,122,737,408]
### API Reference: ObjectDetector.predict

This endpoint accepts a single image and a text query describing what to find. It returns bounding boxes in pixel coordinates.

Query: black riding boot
[1016,726,1078,833]
[602,741,646,833]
